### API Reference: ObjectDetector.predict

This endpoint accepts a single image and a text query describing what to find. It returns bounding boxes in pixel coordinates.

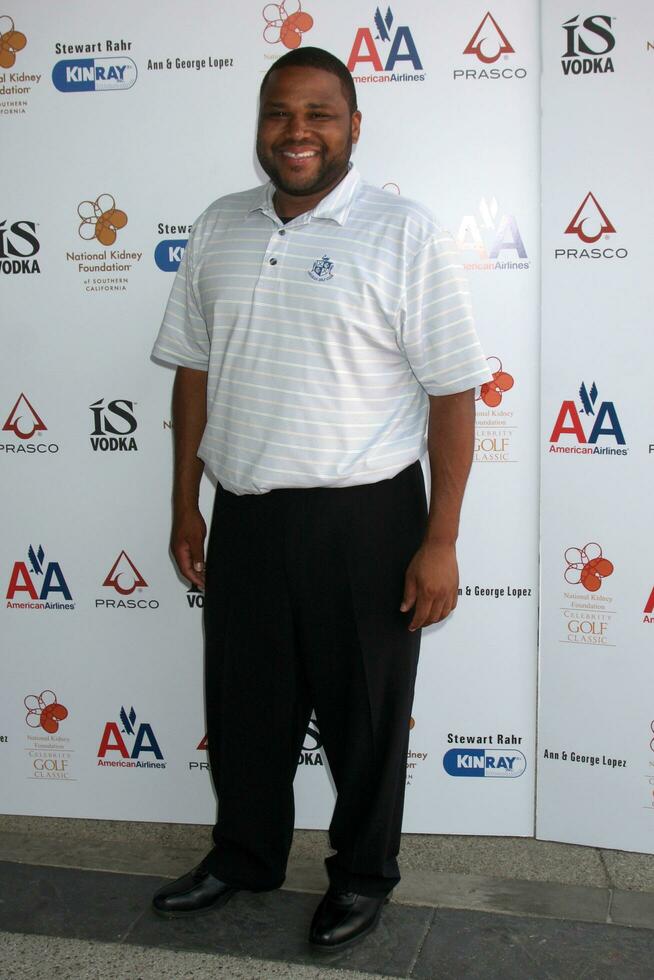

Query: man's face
[256,66,361,199]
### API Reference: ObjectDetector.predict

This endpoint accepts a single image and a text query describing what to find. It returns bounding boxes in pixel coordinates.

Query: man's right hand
[172,508,207,590]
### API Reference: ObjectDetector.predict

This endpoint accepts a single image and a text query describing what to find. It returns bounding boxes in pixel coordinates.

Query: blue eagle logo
[308,254,334,282]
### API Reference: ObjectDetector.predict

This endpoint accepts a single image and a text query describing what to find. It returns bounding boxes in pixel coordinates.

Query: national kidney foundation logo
[561,541,616,647]
[263,0,313,49]
[67,192,142,293]
[475,357,517,463]
[0,14,41,116]
[24,690,74,781]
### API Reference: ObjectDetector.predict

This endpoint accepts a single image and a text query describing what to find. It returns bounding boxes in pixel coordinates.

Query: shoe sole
[309,897,389,953]
[151,887,238,919]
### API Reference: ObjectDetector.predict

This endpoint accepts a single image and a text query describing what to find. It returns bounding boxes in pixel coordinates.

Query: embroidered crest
[308,254,334,281]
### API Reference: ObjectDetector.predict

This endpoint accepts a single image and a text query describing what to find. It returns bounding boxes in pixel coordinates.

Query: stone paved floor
[2,861,654,979]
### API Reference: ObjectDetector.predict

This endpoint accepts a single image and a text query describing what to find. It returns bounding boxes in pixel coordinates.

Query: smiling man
[151,47,491,951]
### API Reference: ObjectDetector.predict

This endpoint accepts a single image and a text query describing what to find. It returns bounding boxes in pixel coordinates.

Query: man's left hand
[400,541,459,631]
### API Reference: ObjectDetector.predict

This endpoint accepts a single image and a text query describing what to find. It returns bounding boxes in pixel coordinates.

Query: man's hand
[400,541,459,631]
[172,508,207,589]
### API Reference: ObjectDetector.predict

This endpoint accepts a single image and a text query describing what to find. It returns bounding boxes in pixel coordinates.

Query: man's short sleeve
[151,230,210,370]
[399,231,492,395]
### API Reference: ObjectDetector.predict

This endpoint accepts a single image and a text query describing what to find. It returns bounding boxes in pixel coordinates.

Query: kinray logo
[476,357,514,408]
[78,195,127,246]
[3,393,46,440]
[52,56,137,92]
[103,551,147,596]
[347,6,424,80]
[463,12,514,63]
[565,192,615,244]
[549,381,626,454]
[564,543,613,593]
[0,14,26,68]
[561,15,615,75]
[97,706,165,767]
[455,197,528,268]
[154,239,187,272]
[25,690,68,733]
[6,545,74,608]
[443,748,526,777]
[262,0,313,49]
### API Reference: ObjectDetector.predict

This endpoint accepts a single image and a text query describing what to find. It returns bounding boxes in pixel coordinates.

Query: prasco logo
[52,57,137,92]
[464,12,514,64]
[443,748,526,777]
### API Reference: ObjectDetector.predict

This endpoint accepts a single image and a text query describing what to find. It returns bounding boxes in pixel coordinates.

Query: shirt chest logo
[308,254,334,282]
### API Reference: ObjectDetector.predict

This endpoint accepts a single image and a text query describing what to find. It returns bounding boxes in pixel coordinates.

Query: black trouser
[202,459,428,898]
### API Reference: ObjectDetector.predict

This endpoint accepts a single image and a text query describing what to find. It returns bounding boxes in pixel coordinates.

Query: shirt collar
[247,163,362,227]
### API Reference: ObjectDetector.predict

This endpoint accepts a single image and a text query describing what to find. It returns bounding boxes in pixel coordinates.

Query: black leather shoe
[309,888,389,950]
[152,862,239,917]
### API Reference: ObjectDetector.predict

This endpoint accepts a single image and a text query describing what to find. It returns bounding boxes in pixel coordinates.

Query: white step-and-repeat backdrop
[1,0,646,853]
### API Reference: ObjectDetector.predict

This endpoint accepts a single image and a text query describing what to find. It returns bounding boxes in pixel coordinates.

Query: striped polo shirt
[152,165,492,495]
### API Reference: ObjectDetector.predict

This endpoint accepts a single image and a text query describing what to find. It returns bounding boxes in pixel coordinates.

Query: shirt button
[269,257,277,265]
[278,229,286,236]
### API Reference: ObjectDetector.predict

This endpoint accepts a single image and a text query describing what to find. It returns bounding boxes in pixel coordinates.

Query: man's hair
[259,47,358,114]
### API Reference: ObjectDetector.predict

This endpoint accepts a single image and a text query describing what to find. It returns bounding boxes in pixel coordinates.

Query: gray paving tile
[395,871,610,924]
[0,861,161,943]
[610,889,654,930]
[413,908,654,980]
[127,889,431,977]
[601,849,654,892]
[0,929,393,980]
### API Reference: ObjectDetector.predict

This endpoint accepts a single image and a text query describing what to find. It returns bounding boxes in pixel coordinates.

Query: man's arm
[400,389,476,631]
[171,366,208,589]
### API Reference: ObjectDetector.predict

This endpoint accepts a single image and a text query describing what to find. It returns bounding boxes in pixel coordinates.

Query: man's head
[256,47,361,201]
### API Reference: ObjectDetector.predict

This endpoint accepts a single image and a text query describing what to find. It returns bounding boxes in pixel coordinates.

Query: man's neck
[273,167,350,220]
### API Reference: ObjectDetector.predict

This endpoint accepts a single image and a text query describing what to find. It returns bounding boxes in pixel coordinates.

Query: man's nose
[285,113,309,140]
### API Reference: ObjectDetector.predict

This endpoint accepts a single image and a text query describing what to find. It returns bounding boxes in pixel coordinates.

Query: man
[151,47,491,950]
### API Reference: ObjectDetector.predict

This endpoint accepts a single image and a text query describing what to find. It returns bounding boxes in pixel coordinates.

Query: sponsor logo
[647,720,654,811]
[562,14,615,75]
[475,357,516,463]
[455,197,529,271]
[406,716,428,788]
[308,254,334,282]
[67,193,141,293]
[347,6,425,84]
[155,239,187,272]
[0,219,40,273]
[564,542,613,593]
[146,55,234,72]
[561,541,616,646]
[644,587,654,625]
[52,56,137,92]
[25,690,68,733]
[6,545,74,610]
[298,712,324,767]
[549,381,627,455]
[0,14,25,68]
[89,398,138,451]
[186,585,204,609]
[96,551,159,610]
[190,733,209,772]
[0,15,41,116]
[1,393,58,455]
[24,689,74,780]
[263,0,313,49]
[543,747,626,769]
[98,706,166,768]
[556,192,627,260]
[454,11,526,81]
[78,194,127,246]
[443,747,526,777]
